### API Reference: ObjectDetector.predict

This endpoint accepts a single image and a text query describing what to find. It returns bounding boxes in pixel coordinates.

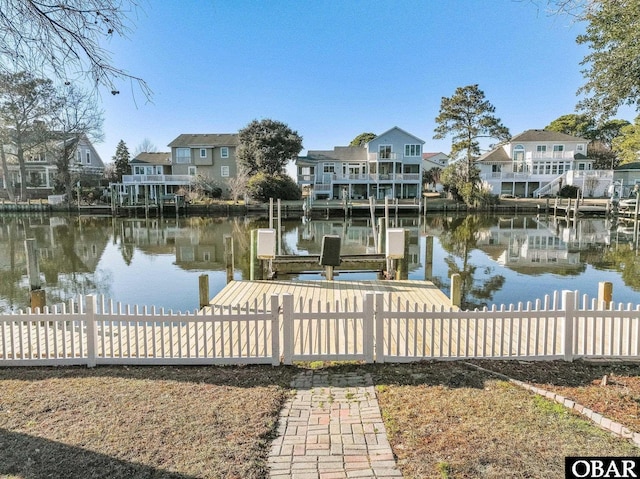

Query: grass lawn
[1,361,639,479]
[372,361,640,479]
[0,366,296,479]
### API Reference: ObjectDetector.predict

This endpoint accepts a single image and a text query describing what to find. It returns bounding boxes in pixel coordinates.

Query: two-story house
[167,133,239,183]
[1,132,104,199]
[119,134,240,202]
[476,130,611,198]
[296,127,425,201]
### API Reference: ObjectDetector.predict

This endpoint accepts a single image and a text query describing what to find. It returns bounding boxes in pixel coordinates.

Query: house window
[199,148,206,158]
[553,145,564,158]
[221,165,230,177]
[577,144,584,152]
[28,153,45,162]
[220,147,229,158]
[77,150,82,163]
[85,151,91,164]
[176,148,191,164]
[379,145,392,159]
[491,165,501,173]
[404,144,421,157]
[536,145,547,153]
[323,163,335,174]
[513,145,525,161]
[188,166,197,176]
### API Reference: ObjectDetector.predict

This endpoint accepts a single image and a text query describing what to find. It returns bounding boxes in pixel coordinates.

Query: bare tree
[226,168,250,203]
[133,138,157,156]
[0,71,57,200]
[50,84,104,200]
[0,0,150,99]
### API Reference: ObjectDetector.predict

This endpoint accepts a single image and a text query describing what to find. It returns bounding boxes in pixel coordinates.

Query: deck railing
[1,290,638,366]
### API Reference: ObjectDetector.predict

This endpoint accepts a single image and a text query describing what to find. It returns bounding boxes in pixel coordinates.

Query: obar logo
[566,458,639,478]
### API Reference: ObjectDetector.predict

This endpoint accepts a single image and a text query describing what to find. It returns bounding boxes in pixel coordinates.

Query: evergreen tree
[434,84,510,206]
[112,140,130,181]
[237,119,303,176]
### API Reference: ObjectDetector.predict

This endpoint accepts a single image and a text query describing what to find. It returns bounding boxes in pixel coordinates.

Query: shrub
[558,185,580,198]
[246,173,301,202]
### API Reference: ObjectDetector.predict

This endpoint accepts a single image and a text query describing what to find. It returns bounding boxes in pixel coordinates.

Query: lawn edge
[461,361,640,448]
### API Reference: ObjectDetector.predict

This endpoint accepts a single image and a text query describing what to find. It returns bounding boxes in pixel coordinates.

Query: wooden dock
[209,279,453,311]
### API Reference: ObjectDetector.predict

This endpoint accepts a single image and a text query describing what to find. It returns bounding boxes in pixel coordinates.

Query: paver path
[268,370,403,478]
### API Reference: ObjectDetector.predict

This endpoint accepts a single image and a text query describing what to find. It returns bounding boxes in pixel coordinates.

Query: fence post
[270,294,280,366]
[282,294,293,365]
[85,295,98,368]
[374,293,385,363]
[363,293,374,363]
[562,290,576,362]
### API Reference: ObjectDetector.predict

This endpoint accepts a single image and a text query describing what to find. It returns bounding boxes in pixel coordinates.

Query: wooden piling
[25,238,45,310]
[424,235,433,280]
[598,281,613,309]
[224,234,234,284]
[451,273,462,308]
[198,274,209,309]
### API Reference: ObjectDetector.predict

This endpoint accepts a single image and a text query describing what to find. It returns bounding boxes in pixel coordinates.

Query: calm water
[1,212,639,312]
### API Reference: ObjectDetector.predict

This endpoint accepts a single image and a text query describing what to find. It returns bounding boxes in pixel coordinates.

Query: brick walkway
[268,370,403,479]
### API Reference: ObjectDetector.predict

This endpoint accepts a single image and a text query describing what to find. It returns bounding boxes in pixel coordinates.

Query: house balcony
[299,173,421,184]
[122,174,194,185]
[367,153,399,161]
[525,151,580,160]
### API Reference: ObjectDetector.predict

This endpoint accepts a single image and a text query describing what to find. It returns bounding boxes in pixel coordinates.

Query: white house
[296,126,425,201]
[476,130,612,198]
[422,152,449,192]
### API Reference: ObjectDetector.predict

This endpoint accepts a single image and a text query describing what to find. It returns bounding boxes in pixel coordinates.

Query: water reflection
[0,213,638,312]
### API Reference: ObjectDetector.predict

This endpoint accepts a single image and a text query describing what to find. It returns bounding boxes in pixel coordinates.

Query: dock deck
[209,279,452,310]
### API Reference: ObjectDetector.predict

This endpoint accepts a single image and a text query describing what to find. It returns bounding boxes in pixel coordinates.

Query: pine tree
[112,140,130,181]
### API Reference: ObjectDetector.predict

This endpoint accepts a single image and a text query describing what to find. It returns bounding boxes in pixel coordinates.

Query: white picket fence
[1,290,639,367]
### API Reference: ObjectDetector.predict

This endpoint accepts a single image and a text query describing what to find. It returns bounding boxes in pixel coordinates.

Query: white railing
[1,290,638,366]
[526,151,578,160]
[122,174,194,185]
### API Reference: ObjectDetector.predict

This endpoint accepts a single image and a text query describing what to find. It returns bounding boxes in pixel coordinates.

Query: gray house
[296,126,425,200]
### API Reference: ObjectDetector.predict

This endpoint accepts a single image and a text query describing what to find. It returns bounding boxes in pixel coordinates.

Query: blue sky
[95,0,603,164]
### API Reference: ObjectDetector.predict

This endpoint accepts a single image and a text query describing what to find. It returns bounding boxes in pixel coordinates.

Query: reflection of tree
[0,219,30,311]
[433,215,505,310]
[597,245,640,291]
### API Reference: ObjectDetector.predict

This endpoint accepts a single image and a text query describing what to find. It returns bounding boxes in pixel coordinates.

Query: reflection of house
[477,130,611,198]
[474,217,583,272]
[296,127,425,201]
[1,133,104,198]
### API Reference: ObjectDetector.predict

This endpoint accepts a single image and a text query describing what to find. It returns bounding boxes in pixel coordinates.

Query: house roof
[510,129,588,143]
[422,152,447,160]
[168,134,239,148]
[305,146,367,163]
[131,152,172,165]
[370,126,425,145]
[476,147,510,163]
[615,162,640,170]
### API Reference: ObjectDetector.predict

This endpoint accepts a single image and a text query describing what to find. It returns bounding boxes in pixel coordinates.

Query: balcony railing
[298,173,421,184]
[525,151,579,160]
[122,174,194,185]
